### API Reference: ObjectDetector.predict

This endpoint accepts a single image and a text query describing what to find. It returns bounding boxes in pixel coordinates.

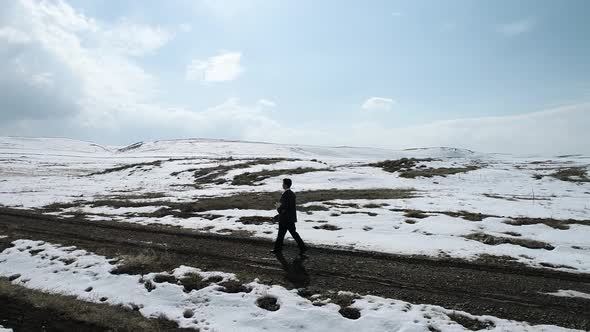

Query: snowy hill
[0,136,113,155]
[1,136,485,161]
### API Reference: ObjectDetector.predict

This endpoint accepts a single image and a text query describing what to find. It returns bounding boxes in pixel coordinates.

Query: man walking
[271,178,307,255]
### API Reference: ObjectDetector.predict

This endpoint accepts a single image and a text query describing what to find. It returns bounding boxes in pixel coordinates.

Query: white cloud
[258,99,276,108]
[1,1,587,156]
[0,26,31,43]
[86,98,293,144]
[100,21,174,56]
[186,51,243,82]
[78,102,590,155]
[498,18,535,36]
[32,0,97,32]
[361,97,395,112]
[348,103,590,155]
[391,12,404,17]
[0,0,172,127]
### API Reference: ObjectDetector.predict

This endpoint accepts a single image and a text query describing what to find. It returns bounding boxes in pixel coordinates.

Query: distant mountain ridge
[0,136,509,161]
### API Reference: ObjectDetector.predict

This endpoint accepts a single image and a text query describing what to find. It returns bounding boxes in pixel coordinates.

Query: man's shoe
[270,249,282,254]
[299,248,307,256]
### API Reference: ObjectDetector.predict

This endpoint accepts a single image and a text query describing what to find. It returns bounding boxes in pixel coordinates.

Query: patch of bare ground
[299,204,330,212]
[296,188,416,204]
[404,210,430,219]
[256,295,280,311]
[197,213,224,220]
[399,166,480,178]
[111,249,178,275]
[338,307,361,320]
[217,280,252,293]
[178,273,209,292]
[98,192,168,200]
[143,279,156,292]
[551,167,590,183]
[29,248,44,255]
[447,312,495,331]
[215,228,256,237]
[237,216,273,225]
[87,159,180,176]
[483,193,552,201]
[428,325,442,332]
[528,160,551,165]
[183,309,194,318]
[503,231,521,237]
[41,188,416,218]
[474,254,527,268]
[150,272,225,293]
[369,158,437,173]
[313,224,341,231]
[369,158,480,178]
[340,210,378,216]
[464,233,554,250]
[232,167,332,186]
[323,201,360,209]
[153,274,177,284]
[298,290,361,319]
[539,262,576,270]
[390,208,493,222]
[191,158,293,187]
[504,217,590,230]
[363,203,388,208]
[535,166,590,183]
[439,210,492,221]
[305,220,328,223]
[168,157,238,177]
[0,278,190,331]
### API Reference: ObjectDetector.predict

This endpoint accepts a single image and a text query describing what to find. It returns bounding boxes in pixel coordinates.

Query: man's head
[282,178,292,190]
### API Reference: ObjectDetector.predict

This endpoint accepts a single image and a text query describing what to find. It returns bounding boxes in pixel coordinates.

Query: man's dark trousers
[274,220,305,252]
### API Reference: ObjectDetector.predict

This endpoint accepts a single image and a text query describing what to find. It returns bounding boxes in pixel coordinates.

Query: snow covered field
[1,137,590,331]
[0,238,581,332]
[1,137,589,273]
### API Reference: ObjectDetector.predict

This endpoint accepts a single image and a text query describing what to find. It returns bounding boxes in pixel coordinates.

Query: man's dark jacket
[277,189,297,224]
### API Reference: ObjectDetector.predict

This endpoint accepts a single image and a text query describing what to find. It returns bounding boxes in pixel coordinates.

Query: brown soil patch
[464,233,554,250]
[232,167,331,186]
[313,224,341,231]
[238,216,273,225]
[256,295,280,311]
[505,217,590,230]
[447,312,495,330]
[369,158,436,173]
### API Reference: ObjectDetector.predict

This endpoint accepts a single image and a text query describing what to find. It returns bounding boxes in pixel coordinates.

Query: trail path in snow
[0,208,588,330]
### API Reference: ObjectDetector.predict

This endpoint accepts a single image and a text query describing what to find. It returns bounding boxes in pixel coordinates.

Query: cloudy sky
[0,0,589,154]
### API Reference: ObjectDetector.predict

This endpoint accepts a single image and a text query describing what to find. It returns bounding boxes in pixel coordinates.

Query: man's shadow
[274,252,310,288]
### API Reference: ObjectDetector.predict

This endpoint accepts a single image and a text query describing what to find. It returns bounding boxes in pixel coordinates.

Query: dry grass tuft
[0,278,187,331]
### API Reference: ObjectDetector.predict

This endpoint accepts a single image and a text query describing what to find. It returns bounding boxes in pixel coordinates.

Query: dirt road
[0,208,589,330]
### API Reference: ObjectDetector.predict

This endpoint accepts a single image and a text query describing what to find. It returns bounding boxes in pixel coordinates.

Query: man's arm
[277,193,288,215]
